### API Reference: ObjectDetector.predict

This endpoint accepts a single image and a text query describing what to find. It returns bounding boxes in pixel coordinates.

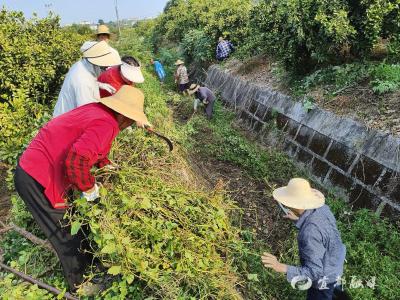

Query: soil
[224,56,400,136]
[189,156,292,252]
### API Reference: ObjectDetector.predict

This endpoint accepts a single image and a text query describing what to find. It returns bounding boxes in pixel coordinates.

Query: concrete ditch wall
[204,65,400,220]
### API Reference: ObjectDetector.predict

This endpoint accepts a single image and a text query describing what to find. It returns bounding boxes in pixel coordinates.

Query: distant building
[78,21,97,30]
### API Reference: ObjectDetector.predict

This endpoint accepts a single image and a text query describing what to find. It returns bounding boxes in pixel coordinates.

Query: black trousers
[14,164,93,290]
[307,283,350,300]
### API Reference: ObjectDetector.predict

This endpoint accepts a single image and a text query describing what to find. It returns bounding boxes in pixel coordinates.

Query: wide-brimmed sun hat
[81,41,121,67]
[187,83,200,95]
[121,62,144,83]
[100,85,150,126]
[96,24,111,36]
[174,59,184,66]
[272,178,325,209]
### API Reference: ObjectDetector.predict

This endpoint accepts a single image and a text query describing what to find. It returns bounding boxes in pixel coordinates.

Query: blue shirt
[153,60,166,79]
[216,40,234,60]
[286,205,346,288]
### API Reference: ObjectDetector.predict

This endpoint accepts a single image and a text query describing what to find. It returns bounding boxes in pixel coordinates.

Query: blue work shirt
[286,205,346,288]
[153,60,166,80]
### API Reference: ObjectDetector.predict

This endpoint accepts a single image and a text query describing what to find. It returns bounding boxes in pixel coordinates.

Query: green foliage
[181,99,298,182]
[180,29,214,63]
[63,24,93,36]
[0,9,88,173]
[245,0,356,73]
[370,63,400,94]
[387,35,400,62]
[153,0,252,62]
[245,0,400,72]
[0,275,54,300]
[351,0,400,55]
[0,91,51,166]
[290,62,372,97]
[329,199,400,300]
[0,9,87,105]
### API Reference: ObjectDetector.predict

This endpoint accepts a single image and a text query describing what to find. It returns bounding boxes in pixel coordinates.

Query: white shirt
[53,59,100,118]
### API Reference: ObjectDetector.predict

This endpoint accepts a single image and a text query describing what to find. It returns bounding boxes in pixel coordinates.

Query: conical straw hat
[100,85,150,126]
[81,41,121,67]
[272,178,325,209]
[174,59,184,66]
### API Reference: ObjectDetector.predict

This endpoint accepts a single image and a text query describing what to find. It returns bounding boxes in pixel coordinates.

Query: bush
[371,63,400,94]
[152,0,252,63]
[0,91,51,167]
[245,0,357,73]
[247,1,400,73]
[0,9,87,105]
[180,29,214,63]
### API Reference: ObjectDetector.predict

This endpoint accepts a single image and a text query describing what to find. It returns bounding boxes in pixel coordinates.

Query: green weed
[370,63,400,94]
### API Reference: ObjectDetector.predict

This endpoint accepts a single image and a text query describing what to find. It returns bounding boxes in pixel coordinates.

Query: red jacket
[98,66,131,98]
[19,103,120,209]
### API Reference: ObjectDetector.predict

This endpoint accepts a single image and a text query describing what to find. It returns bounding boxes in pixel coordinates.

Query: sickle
[145,126,173,151]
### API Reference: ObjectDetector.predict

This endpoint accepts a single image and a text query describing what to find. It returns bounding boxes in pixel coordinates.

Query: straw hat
[272,178,325,209]
[81,41,121,67]
[96,24,111,36]
[187,83,200,95]
[174,59,184,66]
[121,62,144,83]
[100,85,149,125]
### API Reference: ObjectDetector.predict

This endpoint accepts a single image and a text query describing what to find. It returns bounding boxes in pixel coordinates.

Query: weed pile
[69,126,243,299]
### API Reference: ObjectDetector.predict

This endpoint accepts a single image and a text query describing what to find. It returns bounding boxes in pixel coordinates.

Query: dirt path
[189,154,293,253]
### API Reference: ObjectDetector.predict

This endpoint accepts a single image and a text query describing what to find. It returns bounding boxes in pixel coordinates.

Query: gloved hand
[104,160,119,171]
[193,98,201,111]
[98,82,116,94]
[202,99,209,105]
[82,183,100,202]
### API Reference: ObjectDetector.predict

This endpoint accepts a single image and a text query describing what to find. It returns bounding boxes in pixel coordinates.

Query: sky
[0,0,169,25]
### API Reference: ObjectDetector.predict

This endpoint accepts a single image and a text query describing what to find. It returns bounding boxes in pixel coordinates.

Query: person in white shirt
[53,41,121,118]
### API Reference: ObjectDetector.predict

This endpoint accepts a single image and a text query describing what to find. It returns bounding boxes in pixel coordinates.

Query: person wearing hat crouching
[14,86,151,296]
[53,41,121,117]
[174,59,190,92]
[187,84,216,119]
[261,178,346,300]
[95,24,119,57]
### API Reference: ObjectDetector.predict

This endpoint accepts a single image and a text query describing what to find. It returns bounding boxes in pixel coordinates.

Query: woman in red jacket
[14,86,150,294]
[97,55,144,98]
